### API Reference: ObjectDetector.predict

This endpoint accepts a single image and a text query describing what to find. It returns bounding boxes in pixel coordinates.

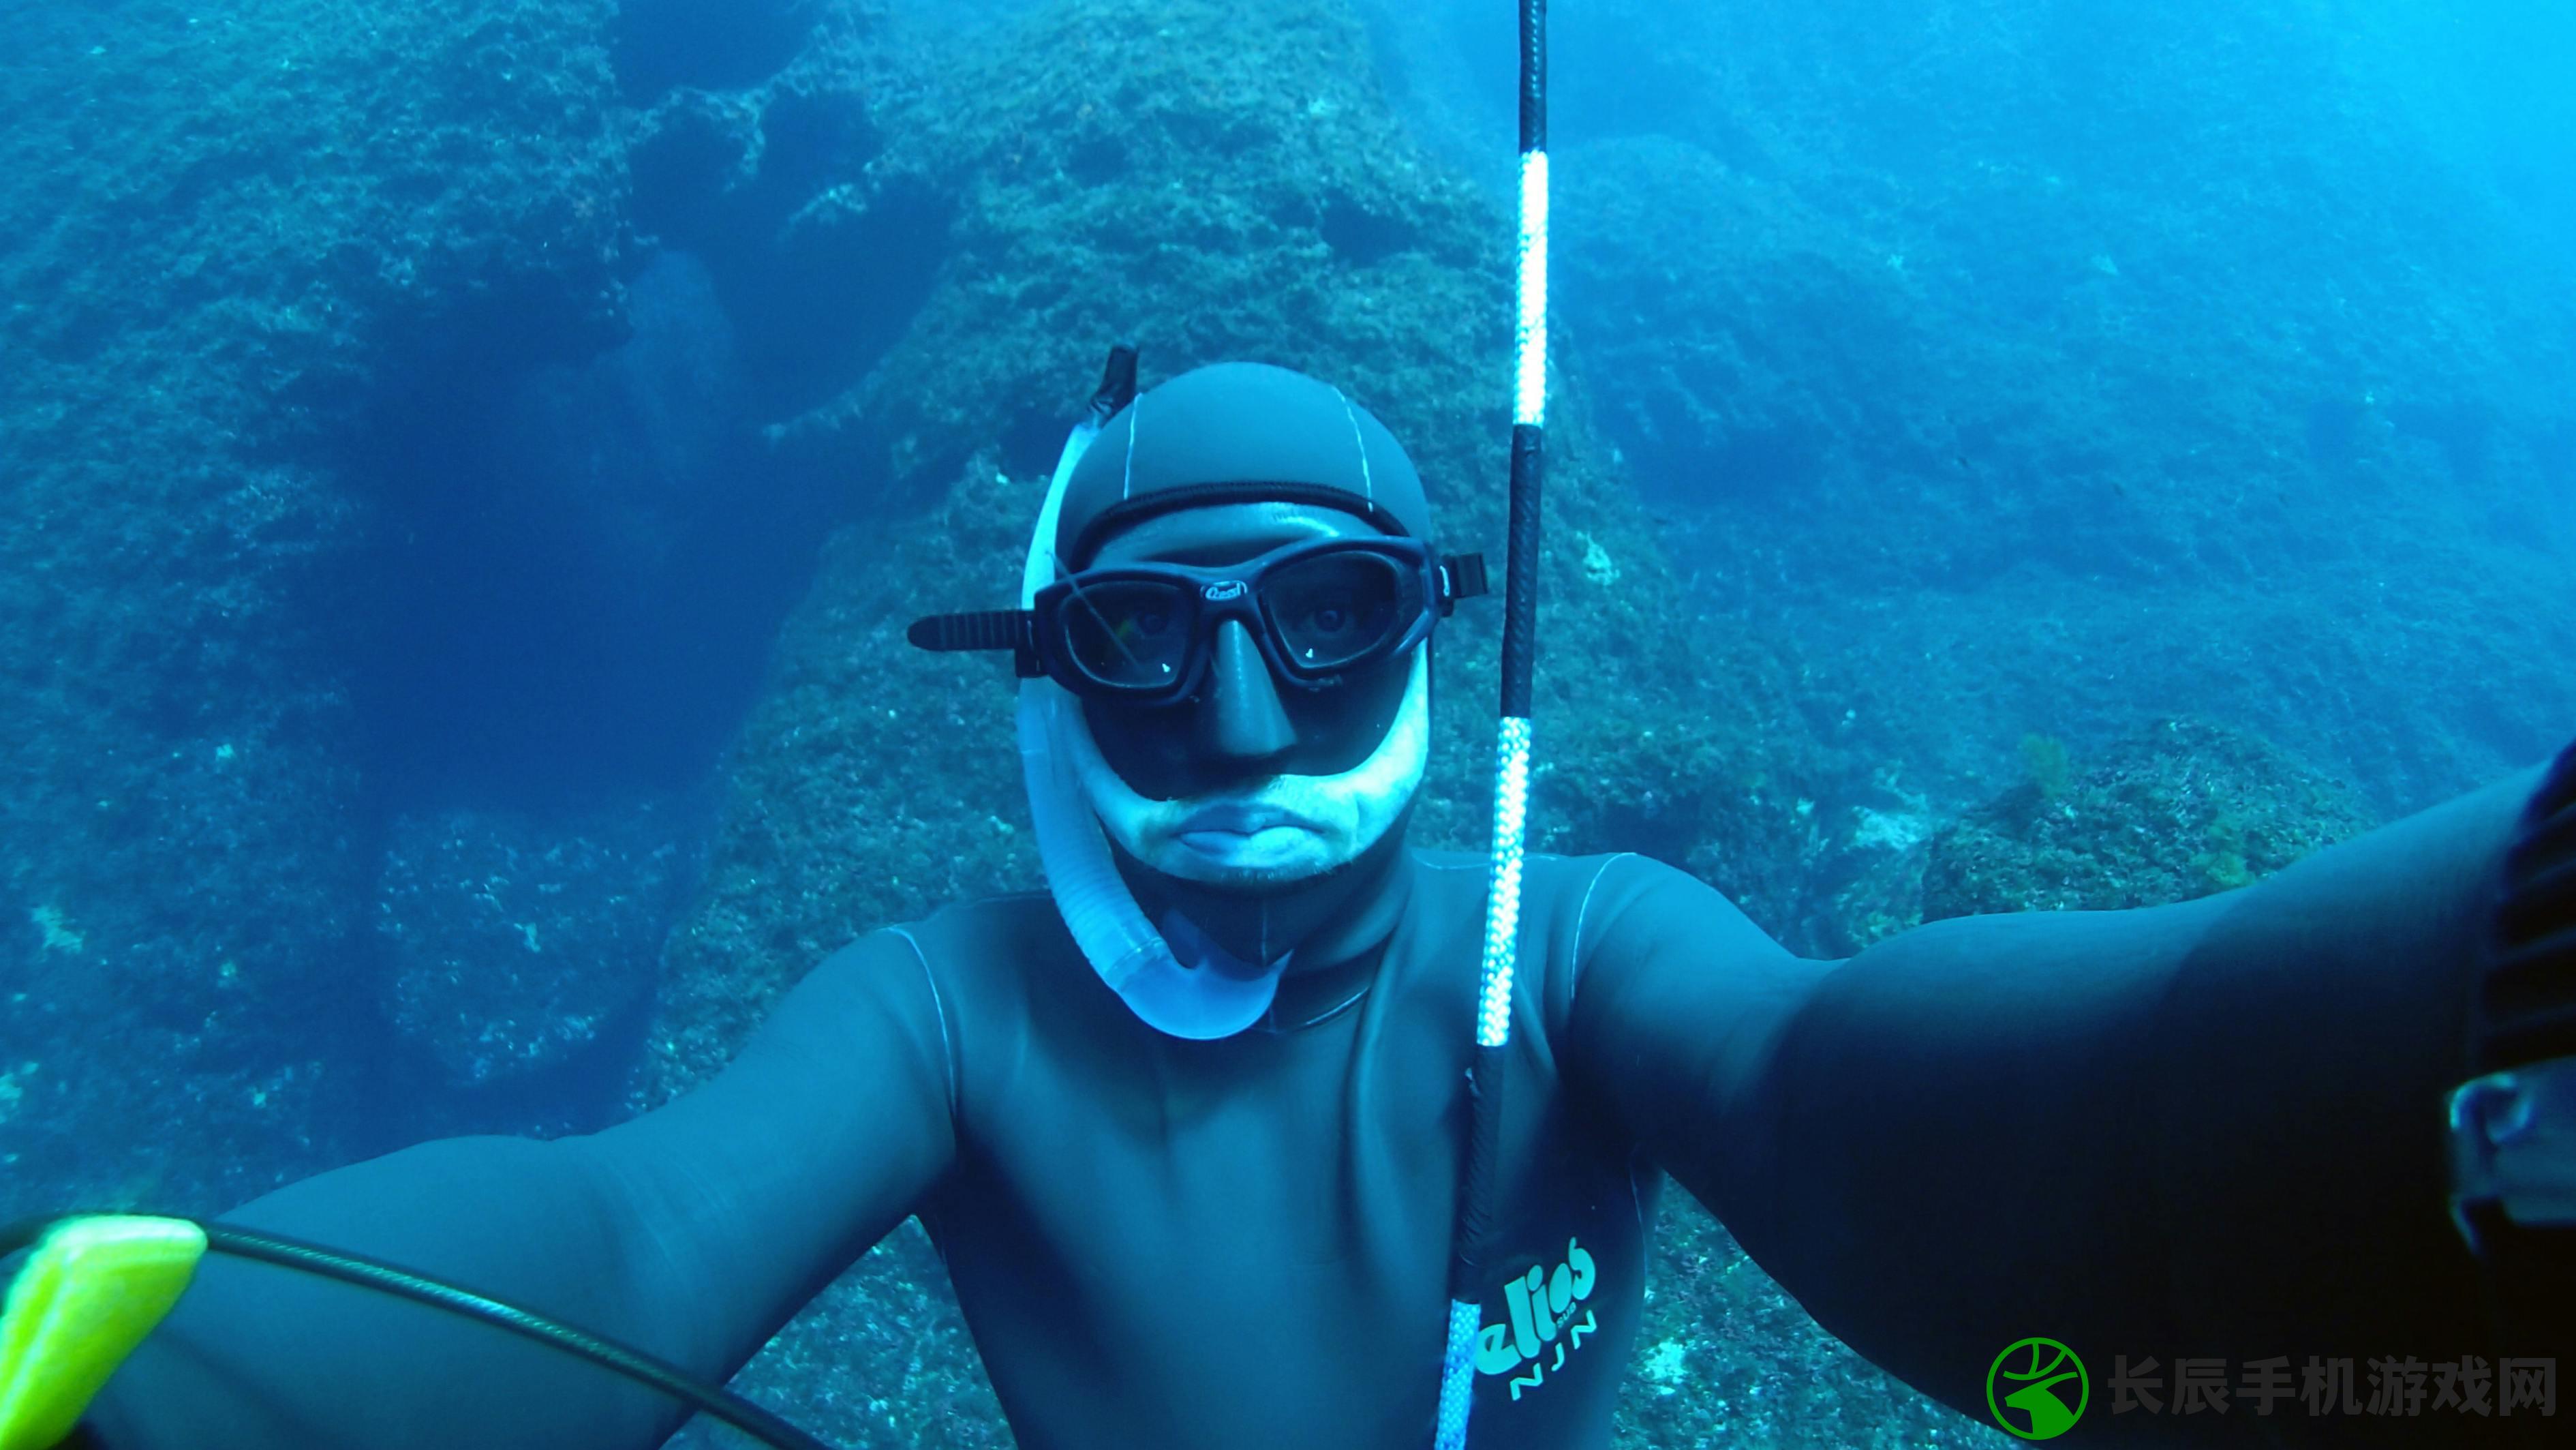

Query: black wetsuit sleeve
[1569,764,2547,1444]
[81,930,957,1450]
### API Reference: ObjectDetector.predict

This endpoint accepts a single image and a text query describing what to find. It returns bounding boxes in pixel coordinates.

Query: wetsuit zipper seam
[887,926,960,1128]
[1568,853,1638,1009]
[1293,986,1370,1029]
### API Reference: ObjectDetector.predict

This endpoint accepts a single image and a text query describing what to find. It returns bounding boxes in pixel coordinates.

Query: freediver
[5,359,2573,1449]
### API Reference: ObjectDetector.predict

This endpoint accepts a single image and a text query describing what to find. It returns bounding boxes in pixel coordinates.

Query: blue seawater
[1,2,2567,1447]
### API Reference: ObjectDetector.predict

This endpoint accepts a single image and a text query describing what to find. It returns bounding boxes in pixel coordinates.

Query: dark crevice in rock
[2389,399,2496,485]
[630,97,763,243]
[330,14,926,821]
[1319,194,1416,265]
[613,0,820,105]
[743,177,954,415]
[341,247,824,811]
[631,81,947,417]
[1067,131,1128,185]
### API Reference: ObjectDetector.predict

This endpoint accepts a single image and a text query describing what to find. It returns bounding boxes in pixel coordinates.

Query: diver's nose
[1202,618,1297,762]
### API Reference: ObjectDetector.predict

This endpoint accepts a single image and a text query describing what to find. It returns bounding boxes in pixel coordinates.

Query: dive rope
[1435,0,1550,1445]
[0,1214,835,1450]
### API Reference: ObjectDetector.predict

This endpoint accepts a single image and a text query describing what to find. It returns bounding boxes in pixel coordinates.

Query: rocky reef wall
[1362,0,2576,818]
[1,0,630,1211]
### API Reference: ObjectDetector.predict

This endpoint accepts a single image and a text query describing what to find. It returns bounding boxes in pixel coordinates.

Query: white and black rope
[1435,1,1548,1444]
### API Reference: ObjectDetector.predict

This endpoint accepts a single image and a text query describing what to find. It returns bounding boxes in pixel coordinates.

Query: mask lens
[1061,578,1194,691]
[1263,549,1412,672]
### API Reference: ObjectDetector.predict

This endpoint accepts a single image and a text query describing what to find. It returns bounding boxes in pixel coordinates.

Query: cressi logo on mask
[1201,579,1248,601]
[1475,1238,1600,1402]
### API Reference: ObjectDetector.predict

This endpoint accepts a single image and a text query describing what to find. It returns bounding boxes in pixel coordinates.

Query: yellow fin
[0,1217,206,1450]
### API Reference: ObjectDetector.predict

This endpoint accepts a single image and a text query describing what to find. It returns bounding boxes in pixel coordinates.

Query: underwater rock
[376,800,699,1103]
[1558,133,1912,518]
[1538,3,2576,821]
[1922,716,2374,920]
[625,5,930,419]
[0,0,630,1209]
[614,0,821,103]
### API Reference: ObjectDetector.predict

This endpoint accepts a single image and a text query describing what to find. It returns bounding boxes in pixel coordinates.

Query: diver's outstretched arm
[1569,754,2563,1445]
[76,928,957,1450]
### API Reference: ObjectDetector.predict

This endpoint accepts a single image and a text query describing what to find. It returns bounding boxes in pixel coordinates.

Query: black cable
[1,1215,841,1450]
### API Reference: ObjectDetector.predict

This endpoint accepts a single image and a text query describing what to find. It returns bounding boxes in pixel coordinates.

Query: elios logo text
[1475,1238,1600,1401]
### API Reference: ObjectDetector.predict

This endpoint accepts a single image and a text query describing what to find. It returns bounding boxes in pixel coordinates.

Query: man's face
[1063,502,1429,890]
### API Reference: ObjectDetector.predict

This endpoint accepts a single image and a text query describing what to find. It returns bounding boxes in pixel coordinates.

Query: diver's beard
[1107,807,1415,971]
[1062,647,1428,971]
[1067,648,1430,890]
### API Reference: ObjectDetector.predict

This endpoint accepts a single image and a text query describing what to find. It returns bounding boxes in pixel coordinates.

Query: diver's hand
[2474,738,2576,1074]
[0,1218,205,1450]
[2447,739,2576,1368]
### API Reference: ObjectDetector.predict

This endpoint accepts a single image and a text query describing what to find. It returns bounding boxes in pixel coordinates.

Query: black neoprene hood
[1054,361,1435,568]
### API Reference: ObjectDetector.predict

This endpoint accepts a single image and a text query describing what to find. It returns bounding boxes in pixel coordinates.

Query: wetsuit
[73,757,2554,1449]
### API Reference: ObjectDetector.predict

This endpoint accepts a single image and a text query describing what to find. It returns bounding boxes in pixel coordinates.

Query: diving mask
[910,534,1486,704]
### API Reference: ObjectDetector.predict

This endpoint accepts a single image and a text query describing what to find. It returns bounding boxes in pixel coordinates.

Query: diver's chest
[950,1024,1653,1446]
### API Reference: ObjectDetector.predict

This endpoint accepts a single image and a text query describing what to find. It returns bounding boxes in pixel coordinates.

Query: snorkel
[1012,347,1298,1040]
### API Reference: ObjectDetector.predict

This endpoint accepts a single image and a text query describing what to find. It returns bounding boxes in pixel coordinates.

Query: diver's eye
[1064,579,1195,690]
[1267,551,1405,670]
